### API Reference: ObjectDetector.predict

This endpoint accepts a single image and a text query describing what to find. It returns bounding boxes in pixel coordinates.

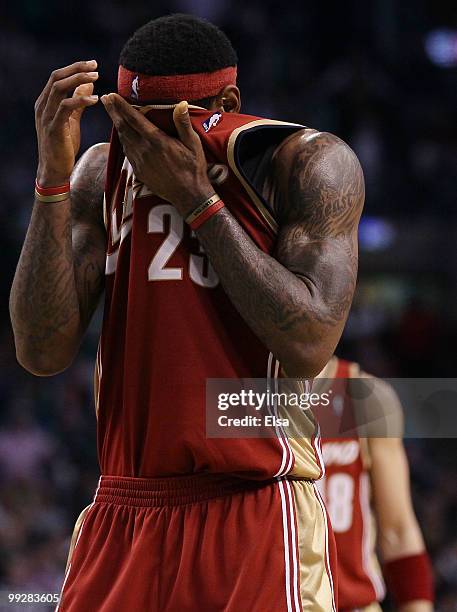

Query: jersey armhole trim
[226,119,304,233]
[270,128,317,164]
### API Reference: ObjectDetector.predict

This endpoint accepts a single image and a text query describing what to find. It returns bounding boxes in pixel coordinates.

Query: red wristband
[383,552,434,606]
[35,179,71,196]
[190,200,225,230]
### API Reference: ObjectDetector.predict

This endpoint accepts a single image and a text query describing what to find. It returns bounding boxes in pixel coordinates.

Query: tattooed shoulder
[272,130,364,330]
[70,143,109,328]
[274,130,365,237]
[71,142,109,229]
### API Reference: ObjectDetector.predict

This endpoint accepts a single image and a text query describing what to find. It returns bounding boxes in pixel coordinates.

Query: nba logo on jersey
[203,112,222,132]
[131,75,139,100]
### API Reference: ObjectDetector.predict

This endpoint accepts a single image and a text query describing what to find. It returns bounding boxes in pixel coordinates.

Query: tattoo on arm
[71,150,107,329]
[275,131,364,329]
[10,143,108,372]
[196,130,364,375]
[282,132,364,234]
[11,205,78,356]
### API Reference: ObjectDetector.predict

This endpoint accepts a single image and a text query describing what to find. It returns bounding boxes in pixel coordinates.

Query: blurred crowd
[1,0,457,610]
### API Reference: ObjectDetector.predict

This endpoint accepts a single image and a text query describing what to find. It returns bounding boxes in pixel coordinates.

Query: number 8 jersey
[97,106,323,481]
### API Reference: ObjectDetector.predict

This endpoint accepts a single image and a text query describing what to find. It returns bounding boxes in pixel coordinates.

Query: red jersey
[96,106,322,481]
[317,359,386,610]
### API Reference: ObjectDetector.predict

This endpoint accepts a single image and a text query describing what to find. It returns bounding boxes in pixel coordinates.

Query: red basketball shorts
[57,474,337,611]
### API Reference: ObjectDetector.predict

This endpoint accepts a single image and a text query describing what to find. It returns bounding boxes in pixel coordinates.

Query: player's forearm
[379,528,433,612]
[399,602,433,612]
[379,518,426,562]
[11,60,104,375]
[196,208,339,377]
[380,525,433,611]
[10,198,81,375]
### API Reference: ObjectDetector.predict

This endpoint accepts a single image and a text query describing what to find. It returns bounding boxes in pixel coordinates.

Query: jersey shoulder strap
[193,110,305,233]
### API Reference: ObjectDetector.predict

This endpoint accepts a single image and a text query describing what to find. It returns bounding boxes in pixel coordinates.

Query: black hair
[119,14,237,77]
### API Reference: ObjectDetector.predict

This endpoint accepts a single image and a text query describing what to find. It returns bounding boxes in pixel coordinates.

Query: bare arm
[196,131,364,376]
[10,60,107,375]
[101,98,364,377]
[398,599,434,612]
[370,425,433,611]
[10,144,107,375]
[371,440,426,560]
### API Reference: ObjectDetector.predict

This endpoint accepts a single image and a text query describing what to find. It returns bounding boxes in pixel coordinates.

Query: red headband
[117,65,237,102]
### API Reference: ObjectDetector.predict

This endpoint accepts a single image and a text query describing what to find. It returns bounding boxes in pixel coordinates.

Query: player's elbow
[10,309,81,376]
[15,344,76,377]
[278,339,331,378]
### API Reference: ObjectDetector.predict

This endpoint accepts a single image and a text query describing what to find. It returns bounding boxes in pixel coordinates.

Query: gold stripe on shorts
[64,505,92,573]
[290,480,335,611]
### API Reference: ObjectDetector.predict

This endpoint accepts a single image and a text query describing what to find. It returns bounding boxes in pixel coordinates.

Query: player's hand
[101,93,214,215]
[35,61,99,187]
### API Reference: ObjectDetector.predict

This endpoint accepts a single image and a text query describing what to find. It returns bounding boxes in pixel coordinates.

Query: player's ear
[213,85,240,113]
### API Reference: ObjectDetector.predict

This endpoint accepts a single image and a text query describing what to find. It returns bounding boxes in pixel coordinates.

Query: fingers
[100,95,140,157]
[52,95,99,128]
[100,94,123,128]
[101,93,159,137]
[43,71,99,119]
[46,60,98,87]
[35,60,98,116]
[73,82,95,99]
[173,101,201,151]
[70,83,95,120]
[101,94,163,157]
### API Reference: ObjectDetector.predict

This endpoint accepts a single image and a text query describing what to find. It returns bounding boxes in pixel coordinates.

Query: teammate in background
[316,356,434,612]
[9,15,364,611]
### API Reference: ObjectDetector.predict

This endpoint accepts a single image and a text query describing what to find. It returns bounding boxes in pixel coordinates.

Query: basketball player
[10,15,364,611]
[316,357,434,611]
